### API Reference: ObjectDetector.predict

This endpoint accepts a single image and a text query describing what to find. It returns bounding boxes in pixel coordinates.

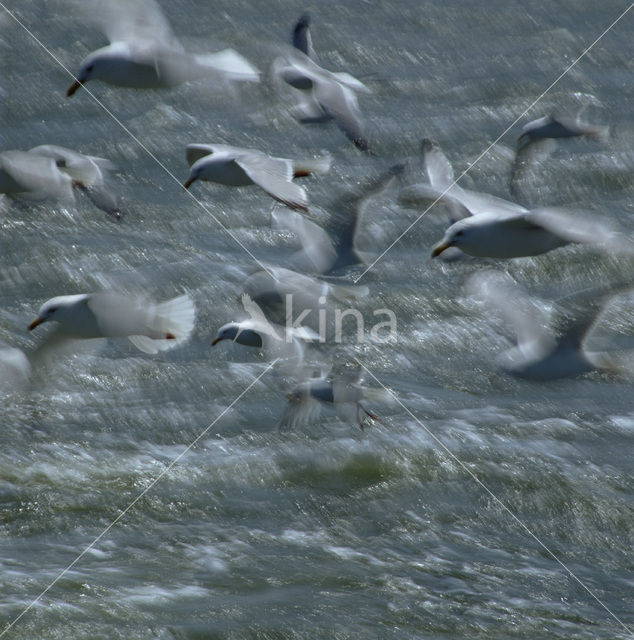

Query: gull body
[407,142,628,260]
[211,295,317,373]
[0,150,75,203]
[274,15,371,152]
[29,292,195,354]
[517,113,609,149]
[431,205,629,260]
[274,54,371,153]
[278,369,381,431]
[184,143,330,212]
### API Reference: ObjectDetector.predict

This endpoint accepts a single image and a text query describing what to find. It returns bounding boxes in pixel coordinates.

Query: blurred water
[1,0,633,638]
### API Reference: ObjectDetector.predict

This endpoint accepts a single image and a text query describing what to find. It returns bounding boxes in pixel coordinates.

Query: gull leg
[357,402,380,430]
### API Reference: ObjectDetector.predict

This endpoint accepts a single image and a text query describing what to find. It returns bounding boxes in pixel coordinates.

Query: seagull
[517,113,609,149]
[278,366,383,431]
[29,291,195,355]
[430,205,630,260]
[0,145,122,219]
[183,143,331,212]
[28,145,122,220]
[510,111,609,200]
[466,270,633,380]
[273,15,372,152]
[211,294,317,374]
[400,141,630,260]
[241,266,369,333]
[0,150,75,204]
[66,0,259,97]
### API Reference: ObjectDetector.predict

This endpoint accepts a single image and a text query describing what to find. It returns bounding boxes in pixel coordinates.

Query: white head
[67,43,132,97]
[28,294,88,331]
[431,220,469,258]
[211,322,263,348]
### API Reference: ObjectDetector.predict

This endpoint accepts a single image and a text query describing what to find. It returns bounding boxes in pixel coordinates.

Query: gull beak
[67,79,82,97]
[211,337,221,346]
[431,241,451,258]
[28,317,44,331]
[183,177,195,190]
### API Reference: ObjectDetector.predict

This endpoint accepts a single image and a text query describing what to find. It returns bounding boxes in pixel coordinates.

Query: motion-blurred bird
[510,111,609,201]
[66,0,259,97]
[183,143,331,212]
[0,145,122,219]
[466,270,632,380]
[211,294,317,373]
[273,163,405,274]
[29,291,195,355]
[278,366,383,431]
[272,14,372,152]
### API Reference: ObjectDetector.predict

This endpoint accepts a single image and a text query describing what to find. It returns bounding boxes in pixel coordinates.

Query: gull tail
[293,152,332,177]
[129,294,196,354]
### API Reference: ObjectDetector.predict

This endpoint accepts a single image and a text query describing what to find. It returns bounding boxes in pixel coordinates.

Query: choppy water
[1,0,633,638]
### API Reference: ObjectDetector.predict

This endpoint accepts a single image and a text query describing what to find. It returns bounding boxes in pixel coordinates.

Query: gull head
[67,50,102,97]
[431,225,465,258]
[67,43,133,97]
[211,322,263,348]
[28,294,88,330]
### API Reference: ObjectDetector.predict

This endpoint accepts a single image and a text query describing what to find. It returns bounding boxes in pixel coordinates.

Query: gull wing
[551,284,633,351]
[466,270,553,353]
[420,138,454,190]
[234,153,309,212]
[186,143,238,166]
[527,207,633,255]
[94,0,180,49]
[313,78,369,152]
[272,208,337,274]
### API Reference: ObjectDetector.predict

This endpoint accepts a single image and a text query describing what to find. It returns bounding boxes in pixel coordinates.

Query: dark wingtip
[292,13,312,54]
[295,12,311,29]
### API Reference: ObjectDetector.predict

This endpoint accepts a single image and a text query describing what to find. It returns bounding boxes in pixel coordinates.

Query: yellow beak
[28,317,44,331]
[431,241,451,258]
[67,79,82,97]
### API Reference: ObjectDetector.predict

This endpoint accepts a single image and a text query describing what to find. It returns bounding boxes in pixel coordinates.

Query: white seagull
[211,294,317,373]
[66,0,259,97]
[278,366,383,431]
[510,111,609,200]
[400,141,629,260]
[0,145,122,219]
[466,270,632,380]
[272,14,372,152]
[29,291,195,355]
[183,143,331,212]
